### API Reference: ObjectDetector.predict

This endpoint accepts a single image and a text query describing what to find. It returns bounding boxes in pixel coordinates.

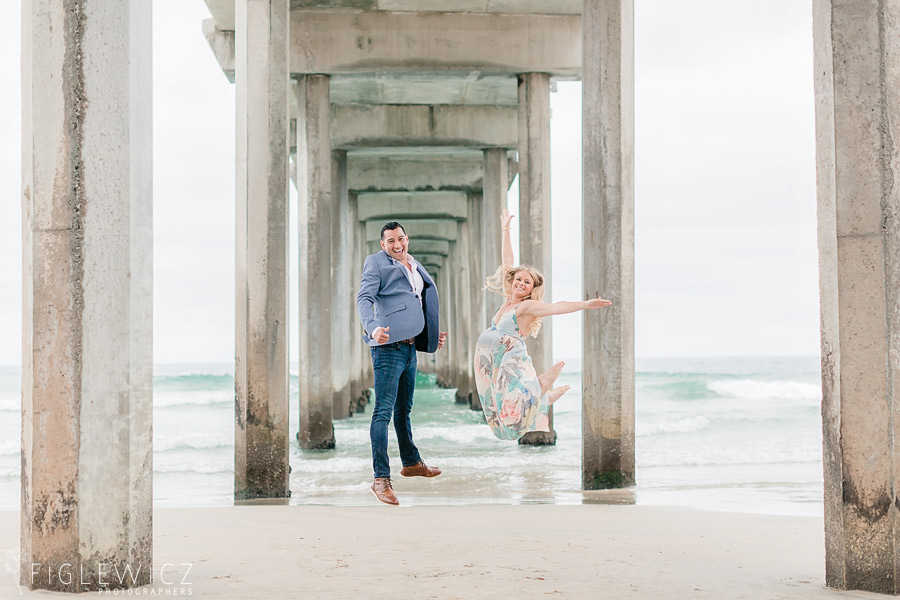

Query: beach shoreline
[0,504,879,600]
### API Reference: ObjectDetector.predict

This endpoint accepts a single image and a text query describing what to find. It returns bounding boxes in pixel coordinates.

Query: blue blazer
[356,251,441,352]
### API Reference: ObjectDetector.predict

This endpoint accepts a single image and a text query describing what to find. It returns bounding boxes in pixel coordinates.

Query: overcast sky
[0,1,819,366]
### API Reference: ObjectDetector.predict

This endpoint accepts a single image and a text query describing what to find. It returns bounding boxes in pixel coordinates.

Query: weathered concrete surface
[205,0,582,31]
[234,0,291,500]
[517,72,556,445]
[364,219,458,242]
[447,248,466,400]
[348,153,487,192]
[467,193,485,411]
[289,11,581,76]
[353,214,374,411]
[202,8,581,76]
[357,191,468,222]
[295,75,336,449]
[409,239,451,257]
[21,0,153,590]
[453,222,474,404]
[814,0,900,593]
[348,194,366,411]
[482,148,508,329]
[332,151,352,419]
[332,105,517,150]
[331,73,519,107]
[582,0,634,489]
[436,265,453,388]
[202,19,235,82]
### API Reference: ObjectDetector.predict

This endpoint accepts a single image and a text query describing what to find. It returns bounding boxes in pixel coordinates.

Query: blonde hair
[483,264,545,337]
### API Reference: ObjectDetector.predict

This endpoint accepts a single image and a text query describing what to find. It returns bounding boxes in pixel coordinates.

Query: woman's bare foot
[539,361,565,394]
[548,385,570,405]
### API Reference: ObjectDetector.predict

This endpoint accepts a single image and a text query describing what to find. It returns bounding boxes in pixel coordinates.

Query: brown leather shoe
[371,478,399,505]
[400,460,442,478]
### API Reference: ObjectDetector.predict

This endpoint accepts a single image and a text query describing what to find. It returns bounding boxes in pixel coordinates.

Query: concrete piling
[233,0,292,499]
[21,0,154,589]
[581,0,635,489]
[295,74,335,449]
[814,0,900,592]
[517,72,556,446]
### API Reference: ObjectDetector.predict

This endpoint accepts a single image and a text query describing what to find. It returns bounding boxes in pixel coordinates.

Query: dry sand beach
[0,503,884,600]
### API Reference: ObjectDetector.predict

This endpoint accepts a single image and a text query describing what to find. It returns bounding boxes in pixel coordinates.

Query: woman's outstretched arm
[501,209,514,268]
[519,297,612,318]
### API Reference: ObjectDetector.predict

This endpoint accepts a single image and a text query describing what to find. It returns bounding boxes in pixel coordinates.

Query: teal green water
[0,357,825,514]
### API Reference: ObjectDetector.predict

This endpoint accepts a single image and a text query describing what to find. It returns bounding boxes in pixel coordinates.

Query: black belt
[380,338,416,347]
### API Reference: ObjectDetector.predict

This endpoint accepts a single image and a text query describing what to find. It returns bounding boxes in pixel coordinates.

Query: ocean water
[0,356,824,515]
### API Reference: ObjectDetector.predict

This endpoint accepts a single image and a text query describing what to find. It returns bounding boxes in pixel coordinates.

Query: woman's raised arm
[519,297,612,319]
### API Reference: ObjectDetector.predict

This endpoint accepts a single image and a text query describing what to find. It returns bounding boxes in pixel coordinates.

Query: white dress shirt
[390,254,424,305]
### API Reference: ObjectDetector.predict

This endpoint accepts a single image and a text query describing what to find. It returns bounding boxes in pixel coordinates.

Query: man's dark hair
[381,222,407,240]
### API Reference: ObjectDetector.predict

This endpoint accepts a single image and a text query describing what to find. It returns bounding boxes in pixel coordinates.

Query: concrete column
[482,148,508,329]
[467,193,485,411]
[295,74,335,449]
[582,0,635,489]
[348,193,365,413]
[453,229,472,404]
[332,150,351,419]
[418,260,440,375]
[436,264,452,388]
[360,220,375,396]
[517,72,556,445]
[21,1,153,590]
[447,247,464,398]
[814,1,900,593]
[234,0,290,499]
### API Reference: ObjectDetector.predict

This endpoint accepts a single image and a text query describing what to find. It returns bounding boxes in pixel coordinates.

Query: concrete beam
[234,0,291,500]
[201,9,580,76]
[203,19,235,82]
[348,154,484,192]
[331,73,518,106]
[412,253,445,267]
[347,150,518,192]
[21,0,153,590]
[408,239,451,257]
[357,191,468,222]
[364,219,459,242]
[207,0,582,28]
[332,104,517,150]
[814,0,900,593]
[290,11,580,76]
[582,0,635,489]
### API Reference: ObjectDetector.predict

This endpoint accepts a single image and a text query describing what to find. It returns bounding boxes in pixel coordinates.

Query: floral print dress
[473,307,551,440]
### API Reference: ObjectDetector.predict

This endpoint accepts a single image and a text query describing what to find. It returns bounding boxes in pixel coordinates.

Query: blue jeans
[370,342,422,479]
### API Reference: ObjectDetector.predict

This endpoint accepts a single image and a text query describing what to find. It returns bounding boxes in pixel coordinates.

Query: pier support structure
[517,72,556,445]
[234,0,291,498]
[295,74,336,449]
[814,0,900,592]
[332,150,352,418]
[482,148,509,328]
[581,0,635,489]
[21,0,154,589]
[467,192,485,411]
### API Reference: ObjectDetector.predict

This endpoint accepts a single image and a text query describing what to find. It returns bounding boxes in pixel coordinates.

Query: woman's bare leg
[538,361,565,394]
[548,385,570,405]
